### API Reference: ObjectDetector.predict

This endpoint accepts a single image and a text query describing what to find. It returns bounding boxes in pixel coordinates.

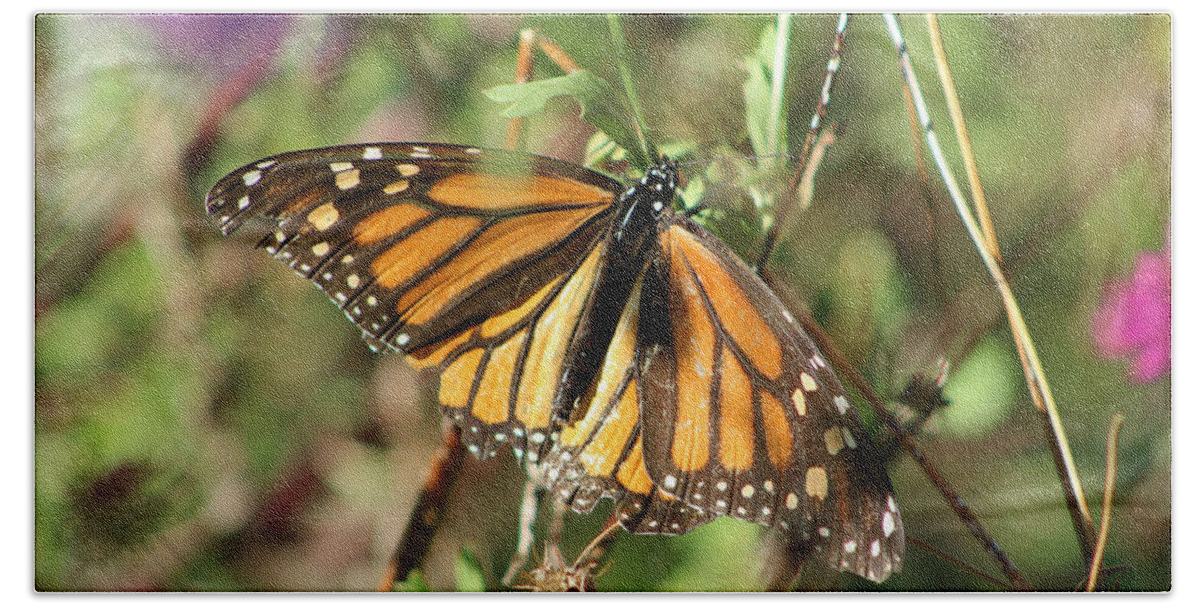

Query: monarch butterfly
[206,142,904,583]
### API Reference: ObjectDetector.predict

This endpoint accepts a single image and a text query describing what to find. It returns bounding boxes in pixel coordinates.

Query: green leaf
[484,71,639,163]
[394,569,432,592]
[453,549,487,592]
[678,175,707,212]
[583,130,623,168]
[940,335,1020,438]
[743,22,788,160]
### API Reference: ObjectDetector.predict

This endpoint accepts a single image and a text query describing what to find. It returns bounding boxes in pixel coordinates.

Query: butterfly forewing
[636,215,903,583]
[206,143,626,460]
[206,143,621,355]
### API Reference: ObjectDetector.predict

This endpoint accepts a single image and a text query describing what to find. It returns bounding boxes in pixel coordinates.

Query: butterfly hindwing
[636,215,904,583]
[412,240,611,461]
[537,277,715,535]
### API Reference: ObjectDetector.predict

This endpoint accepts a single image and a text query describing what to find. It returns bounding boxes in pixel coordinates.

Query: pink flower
[1092,239,1171,384]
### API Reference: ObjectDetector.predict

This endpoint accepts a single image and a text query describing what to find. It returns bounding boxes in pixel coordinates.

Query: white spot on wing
[834,395,851,415]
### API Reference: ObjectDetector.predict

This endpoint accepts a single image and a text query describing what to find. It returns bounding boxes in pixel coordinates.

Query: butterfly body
[207,143,903,582]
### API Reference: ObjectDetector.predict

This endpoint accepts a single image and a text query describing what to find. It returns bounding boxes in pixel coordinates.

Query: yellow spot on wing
[801,372,818,392]
[791,388,806,416]
[307,202,340,231]
[823,427,844,455]
[805,466,828,501]
[335,168,361,190]
[383,179,410,194]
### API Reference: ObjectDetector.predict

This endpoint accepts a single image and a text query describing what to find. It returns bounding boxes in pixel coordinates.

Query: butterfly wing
[537,276,715,534]
[406,237,614,460]
[635,216,904,583]
[206,143,622,458]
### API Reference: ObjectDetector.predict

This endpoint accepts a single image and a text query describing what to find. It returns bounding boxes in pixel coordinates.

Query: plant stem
[764,13,791,164]
[607,14,652,166]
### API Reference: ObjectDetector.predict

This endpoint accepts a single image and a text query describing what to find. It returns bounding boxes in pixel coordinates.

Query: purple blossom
[1092,238,1171,384]
[139,15,295,181]
[140,14,294,80]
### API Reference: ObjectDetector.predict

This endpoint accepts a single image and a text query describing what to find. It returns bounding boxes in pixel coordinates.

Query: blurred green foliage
[35,13,1169,591]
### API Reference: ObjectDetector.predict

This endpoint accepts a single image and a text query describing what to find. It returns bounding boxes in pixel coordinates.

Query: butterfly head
[640,157,679,216]
[615,157,679,244]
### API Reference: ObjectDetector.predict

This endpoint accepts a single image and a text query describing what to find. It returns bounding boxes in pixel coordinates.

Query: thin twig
[504,30,583,152]
[573,516,623,571]
[795,127,839,212]
[757,13,849,269]
[504,29,537,151]
[883,11,1095,568]
[378,426,467,591]
[908,537,1011,590]
[536,35,583,74]
[1086,413,1125,591]
[502,479,542,585]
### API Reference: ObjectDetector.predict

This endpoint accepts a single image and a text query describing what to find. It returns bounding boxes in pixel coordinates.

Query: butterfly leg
[377,426,466,591]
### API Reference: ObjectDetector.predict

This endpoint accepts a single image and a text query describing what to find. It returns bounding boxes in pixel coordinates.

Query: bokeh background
[34,13,1170,591]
